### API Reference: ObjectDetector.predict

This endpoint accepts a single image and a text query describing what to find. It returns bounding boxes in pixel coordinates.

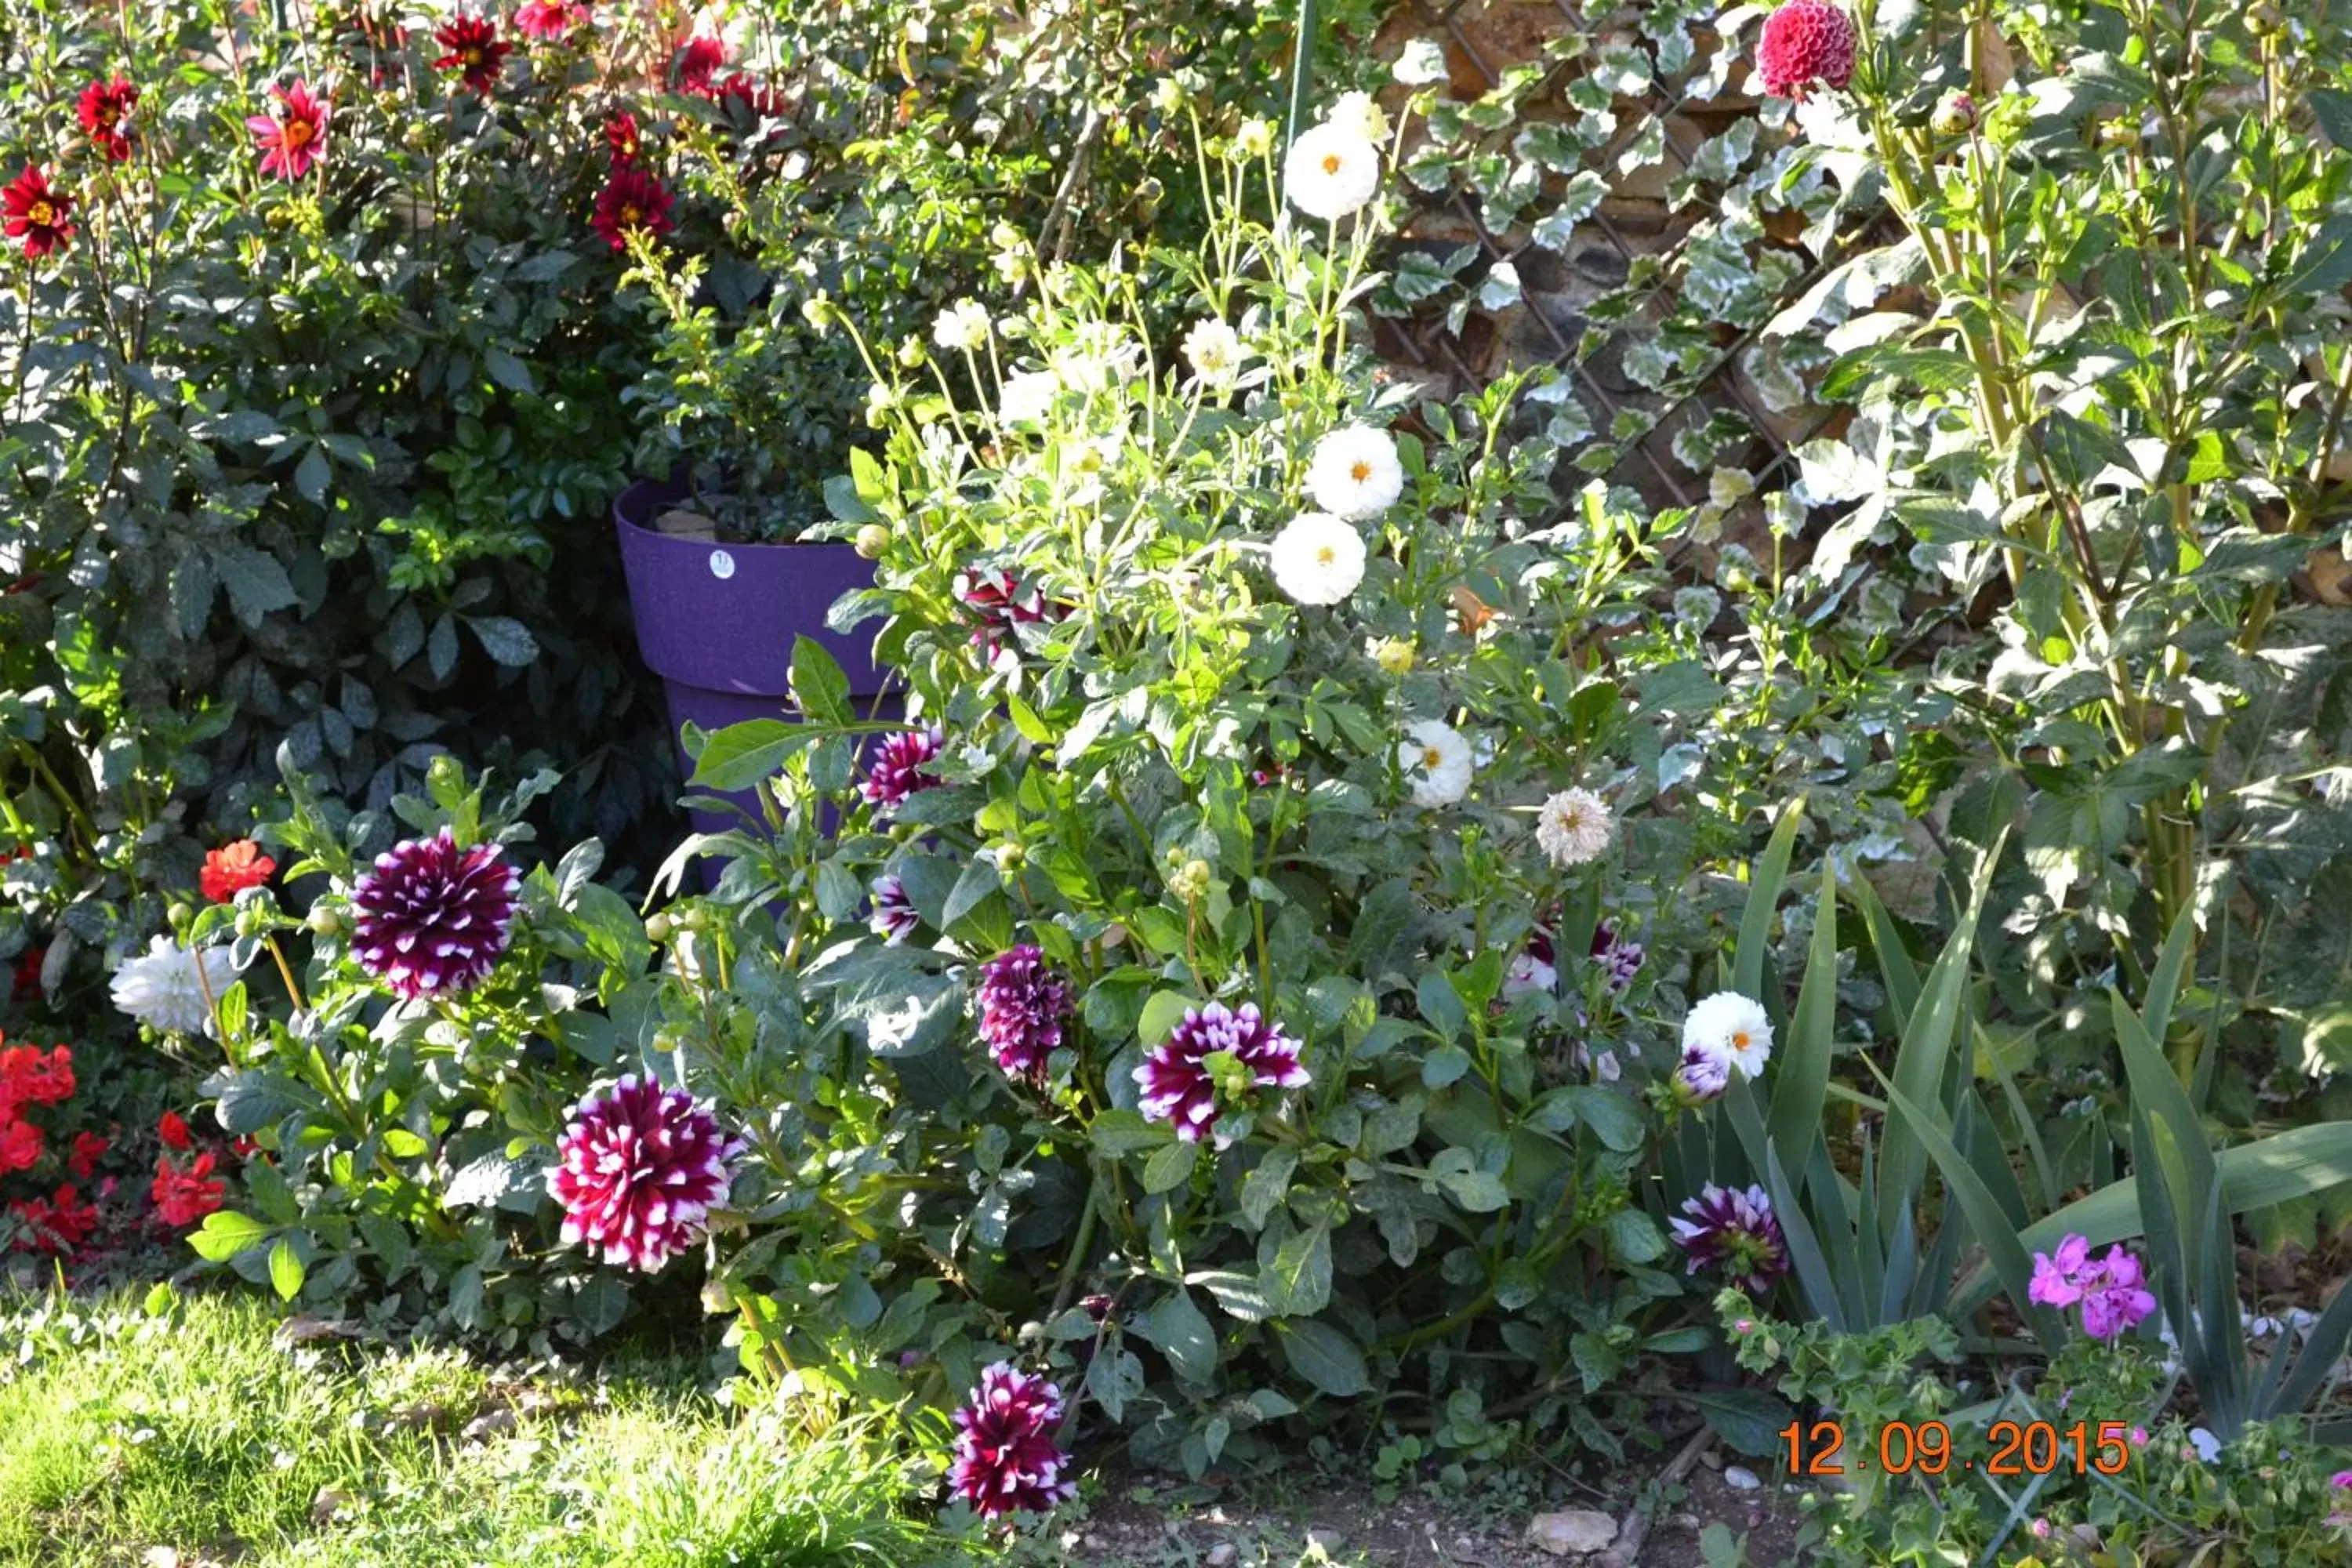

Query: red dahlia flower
[710,73,788,121]
[200,839,276,903]
[514,0,589,39]
[249,81,329,181]
[604,110,642,165]
[547,1076,742,1272]
[949,1363,1078,1519]
[434,16,514,94]
[858,726,944,810]
[673,33,728,93]
[2,166,74,259]
[1755,0,1857,100]
[10,945,45,1002]
[77,78,138,162]
[157,1109,192,1150]
[590,164,675,252]
[151,1151,225,1228]
[953,568,1062,652]
[349,829,521,1000]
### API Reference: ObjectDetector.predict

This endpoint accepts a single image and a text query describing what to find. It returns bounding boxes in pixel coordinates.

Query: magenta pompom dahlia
[547,1076,744,1272]
[975,946,1073,1080]
[1671,1182,1789,1296]
[1134,1001,1308,1146]
[1755,0,1857,100]
[949,1362,1078,1519]
[349,828,520,1000]
[861,726,944,810]
[870,873,918,945]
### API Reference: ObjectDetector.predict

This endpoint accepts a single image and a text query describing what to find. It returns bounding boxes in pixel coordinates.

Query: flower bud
[2247,0,2283,35]
[1931,90,1976,136]
[167,902,193,930]
[994,842,1027,872]
[1370,636,1416,677]
[800,294,837,332]
[855,524,891,559]
[307,905,343,936]
[1167,857,1214,903]
[1234,118,1276,160]
[644,911,672,942]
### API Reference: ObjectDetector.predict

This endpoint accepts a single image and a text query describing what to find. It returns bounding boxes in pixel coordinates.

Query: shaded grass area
[0,1284,961,1568]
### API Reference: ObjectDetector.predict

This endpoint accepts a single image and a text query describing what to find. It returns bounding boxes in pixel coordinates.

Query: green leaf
[1142,1138,1197,1194]
[1240,1149,1297,1229]
[789,636,852,726]
[214,544,299,626]
[483,346,535,393]
[1732,799,1804,998]
[463,615,539,667]
[689,719,817,790]
[1088,1109,1168,1157]
[1134,1288,1216,1384]
[187,1210,271,1261]
[2313,90,2352,150]
[1276,1319,1370,1396]
[268,1237,305,1302]
[1768,858,1840,1161]
[1265,1221,1333,1316]
[1138,992,1196,1047]
[293,442,332,505]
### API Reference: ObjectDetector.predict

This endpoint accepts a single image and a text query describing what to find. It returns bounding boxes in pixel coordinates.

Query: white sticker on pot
[708,549,736,580]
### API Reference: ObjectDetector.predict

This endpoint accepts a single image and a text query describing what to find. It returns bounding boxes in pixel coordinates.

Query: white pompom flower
[1306,424,1403,519]
[1398,720,1474,808]
[996,369,1058,426]
[109,935,246,1037]
[1535,787,1616,869]
[1682,991,1774,1081]
[932,298,992,353]
[1269,512,1367,606]
[1283,120,1381,221]
[1181,318,1246,385]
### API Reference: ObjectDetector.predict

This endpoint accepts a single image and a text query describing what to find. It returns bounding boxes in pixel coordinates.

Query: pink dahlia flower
[249,80,329,181]
[860,726,944,810]
[349,828,520,1000]
[548,1076,743,1272]
[1671,1182,1789,1297]
[949,1363,1078,1519]
[1755,0,1857,100]
[514,0,589,40]
[975,946,1072,1080]
[1134,1001,1308,1146]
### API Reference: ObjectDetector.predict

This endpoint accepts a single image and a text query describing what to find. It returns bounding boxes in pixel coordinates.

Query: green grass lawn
[0,1284,960,1568]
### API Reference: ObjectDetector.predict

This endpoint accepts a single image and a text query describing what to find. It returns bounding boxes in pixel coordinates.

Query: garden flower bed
[6,0,2352,1563]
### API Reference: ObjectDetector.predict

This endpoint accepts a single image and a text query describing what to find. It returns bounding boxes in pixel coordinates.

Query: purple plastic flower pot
[614,477,900,884]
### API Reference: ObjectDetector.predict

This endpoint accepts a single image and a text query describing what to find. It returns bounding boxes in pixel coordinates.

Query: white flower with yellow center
[1535,787,1616,869]
[1269,512,1366,606]
[932,299,992,353]
[1306,424,1403,519]
[1181,318,1245,385]
[1682,991,1774,1081]
[1398,720,1473,808]
[1283,121,1380,221]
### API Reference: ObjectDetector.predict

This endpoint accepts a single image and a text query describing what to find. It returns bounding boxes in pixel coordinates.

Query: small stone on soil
[1722,1465,1762,1490]
[1526,1508,1619,1556]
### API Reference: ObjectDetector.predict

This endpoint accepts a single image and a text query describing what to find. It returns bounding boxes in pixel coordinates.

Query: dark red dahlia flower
[1134,1001,1308,1145]
[604,109,642,165]
[1670,1181,1790,1296]
[975,946,1073,1080]
[514,0,588,40]
[2,166,74,260]
[673,33,728,93]
[434,16,514,94]
[1755,0,1857,100]
[76,78,138,162]
[953,568,1061,652]
[200,839,276,904]
[859,726,944,810]
[10,944,45,1003]
[8,1185,98,1255]
[590,164,674,251]
[547,1076,743,1272]
[348,828,521,1000]
[248,80,329,181]
[949,1363,1078,1519]
[151,1151,224,1228]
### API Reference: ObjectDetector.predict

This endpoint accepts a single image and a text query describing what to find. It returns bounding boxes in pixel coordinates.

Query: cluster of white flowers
[1681,991,1774,1082]
[1181,317,1244,385]
[1534,787,1616,869]
[932,298,991,353]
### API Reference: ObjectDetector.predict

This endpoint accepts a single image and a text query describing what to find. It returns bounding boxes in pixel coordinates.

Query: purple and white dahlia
[861,726,944,810]
[976,945,1073,1080]
[1672,1044,1730,1105]
[349,828,521,1000]
[949,1362,1077,1519]
[1134,1001,1308,1146]
[1671,1181,1790,1298]
[869,873,918,945]
[1590,921,1645,993]
[955,567,1057,652]
[547,1076,744,1272]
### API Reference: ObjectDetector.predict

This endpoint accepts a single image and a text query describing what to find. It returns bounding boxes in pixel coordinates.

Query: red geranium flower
[604,110,642,165]
[151,1151,224,1228]
[9,1185,99,1254]
[1755,0,1858,100]
[0,1042,74,1116]
[67,1131,108,1179]
[0,1119,38,1174]
[673,33,727,93]
[200,840,276,904]
[590,164,674,252]
[434,16,514,94]
[249,81,330,181]
[2,166,74,260]
[77,78,139,162]
[158,1109,192,1150]
[11,944,46,1002]
[514,0,588,39]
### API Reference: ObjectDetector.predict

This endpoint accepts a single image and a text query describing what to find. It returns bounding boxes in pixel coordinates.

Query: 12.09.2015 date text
[1778,1419,2135,1478]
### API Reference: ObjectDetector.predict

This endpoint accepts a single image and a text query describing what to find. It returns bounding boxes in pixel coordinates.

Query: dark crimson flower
[514,0,588,39]
[859,726,944,810]
[157,1110,191,1150]
[9,1185,98,1254]
[77,78,138,162]
[249,80,329,181]
[1590,920,1645,993]
[0,1120,38,1174]
[975,946,1073,1080]
[1134,1001,1308,1146]
[0,1042,74,1116]
[2,166,74,259]
[547,1076,743,1272]
[953,568,1058,652]
[604,109,642,165]
[673,32,728,93]
[1755,0,1857,100]
[1080,1293,1116,1323]
[434,16,514,94]
[590,163,675,252]
[869,873,917,945]
[67,1130,108,1179]
[200,840,276,904]
[949,1363,1078,1519]
[1671,1181,1789,1297]
[151,1151,224,1228]
[349,828,521,1000]
[10,944,45,1002]
[709,72,789,121]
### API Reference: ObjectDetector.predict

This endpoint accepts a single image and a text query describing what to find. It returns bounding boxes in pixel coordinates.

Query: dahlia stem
[263,933,305,1013]
[1047,1169,1106,1324]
